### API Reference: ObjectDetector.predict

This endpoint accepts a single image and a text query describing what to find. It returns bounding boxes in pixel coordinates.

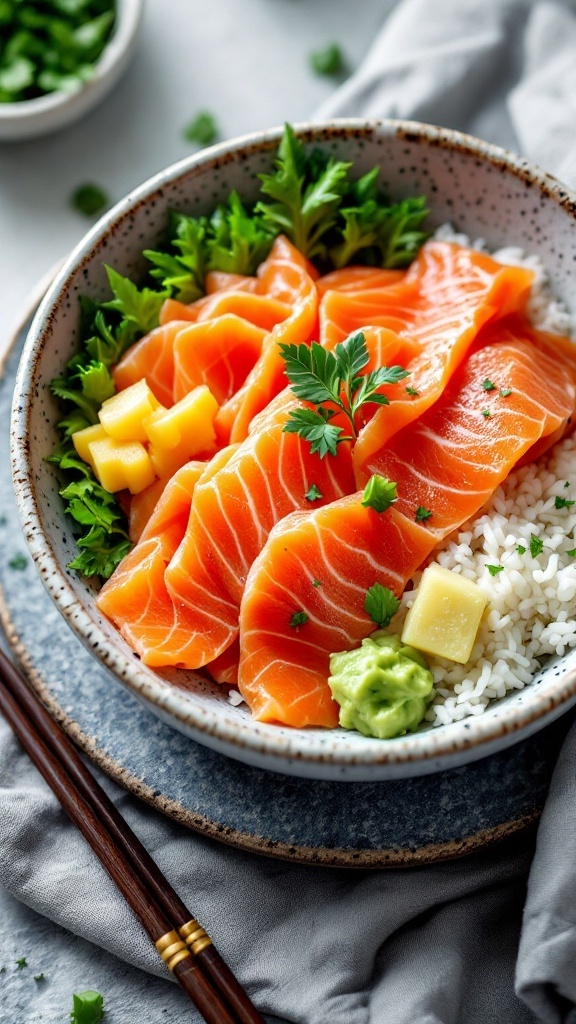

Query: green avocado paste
[328,632,433,739]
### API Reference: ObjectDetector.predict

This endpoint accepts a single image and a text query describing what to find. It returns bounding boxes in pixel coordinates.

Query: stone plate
[3,310,574,867]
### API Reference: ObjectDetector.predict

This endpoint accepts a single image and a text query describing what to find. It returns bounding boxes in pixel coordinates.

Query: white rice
[391,227,576,727]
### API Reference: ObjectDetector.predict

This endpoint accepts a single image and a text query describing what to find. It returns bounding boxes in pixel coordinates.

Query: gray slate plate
[2,312,573,868]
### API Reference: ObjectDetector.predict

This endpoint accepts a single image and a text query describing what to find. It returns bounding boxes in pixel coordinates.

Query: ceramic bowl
[0,0,143,142]
[10,120,576,780]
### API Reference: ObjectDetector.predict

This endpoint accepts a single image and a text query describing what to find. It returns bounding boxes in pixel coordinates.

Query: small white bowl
[0,0,143,142]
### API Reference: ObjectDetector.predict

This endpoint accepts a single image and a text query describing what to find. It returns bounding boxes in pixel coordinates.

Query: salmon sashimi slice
[237,501,437,727]
[172,314,266,405]
[162,390,355,669]
[316,266,405,297]
[369,326,576,535]
[207,639,240,686]
[215,236,319,445]
[128,478,167,542]
[112,320,193,407]
[96,460,211,667]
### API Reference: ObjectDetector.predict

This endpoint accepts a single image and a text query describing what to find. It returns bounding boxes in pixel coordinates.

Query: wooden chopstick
[0,647,265,1024]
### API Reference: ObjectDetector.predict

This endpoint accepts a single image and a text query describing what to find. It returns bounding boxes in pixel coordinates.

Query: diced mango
[401,564,488,664]
[72,422,108,469]
[98,379,162,442]
[143,385,218,453]
[88,437,156,495]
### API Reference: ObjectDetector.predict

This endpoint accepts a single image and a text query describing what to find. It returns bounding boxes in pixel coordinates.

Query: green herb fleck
[305,484,323,501]
[481,378,496,391]
[567,548,576,557]
[481,408,491,418]
[34,973,45,982]
[555,496,575,509]
[15,957,27,971]
[530,536,544,558]
[361,475,397,514]
[309,43,346,77]
[70,990,104,1024]
[405,385,419,396]
[564,481,570,488]
[8,553,27,570]
[0,966,6,974]
[364,582,400,629]
[184,111,218,146]
[500,388,512,397]
[516,544,526,554]
[289,610,309,628]
[415,506,432,522]
[486,564,504,577]
[72,184,109,218]
[312,579,322,587]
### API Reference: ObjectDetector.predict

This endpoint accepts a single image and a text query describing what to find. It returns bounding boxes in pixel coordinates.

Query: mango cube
[88,437,156,495]
[98,379,162,442]
[143,385,219,453]
[72,423,108,469]
[401,564,488,664]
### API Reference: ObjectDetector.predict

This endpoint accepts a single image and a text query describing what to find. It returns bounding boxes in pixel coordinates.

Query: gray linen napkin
[3,1,576,1021]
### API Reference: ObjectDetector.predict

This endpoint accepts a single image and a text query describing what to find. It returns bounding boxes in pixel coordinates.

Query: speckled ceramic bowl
[10,120,576,780]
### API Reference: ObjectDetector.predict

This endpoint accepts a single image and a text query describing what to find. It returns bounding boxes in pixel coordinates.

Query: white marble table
[0,0,391,1020]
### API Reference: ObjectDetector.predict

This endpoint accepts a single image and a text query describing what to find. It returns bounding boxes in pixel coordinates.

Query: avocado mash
[328,632,433,739]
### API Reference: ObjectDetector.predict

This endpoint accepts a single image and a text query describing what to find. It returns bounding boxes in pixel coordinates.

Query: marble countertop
[0,1,390,1020]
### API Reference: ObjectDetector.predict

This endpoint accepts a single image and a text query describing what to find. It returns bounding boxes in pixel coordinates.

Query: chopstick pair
[0,646,264,1024]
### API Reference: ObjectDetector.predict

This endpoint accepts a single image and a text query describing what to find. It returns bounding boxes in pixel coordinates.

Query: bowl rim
[10,117,576,772]
[0,0,143,122]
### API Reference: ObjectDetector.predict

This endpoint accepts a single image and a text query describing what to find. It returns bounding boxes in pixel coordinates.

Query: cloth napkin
[3,1,576,1021]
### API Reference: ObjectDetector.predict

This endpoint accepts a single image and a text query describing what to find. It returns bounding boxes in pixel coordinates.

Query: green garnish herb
[500,388,512,397]
[0,966,5,973]
[72,184,109,218]
[415,506,432,522]
[481,408,491,418]
[34,973,45,982]
[555,496,575,509]
[289,610,309,628]
[567,548,576,557]
[364,582,400,629]
[305,484,323,501]
[15,957,27,970]
[405,385,419,396]
[70,990,105,1024]
[486,564,504,576]
[312,579,322,587]
[309,43,346,77]
[0,2,115,104]
[564,481,570,488]
[281,330,408,457]
[361,475,397,513]
[183,111,218,146]
[516,544,526,554]
[8,554,27,570]
[530,536,544,558]
[481,378,496,391]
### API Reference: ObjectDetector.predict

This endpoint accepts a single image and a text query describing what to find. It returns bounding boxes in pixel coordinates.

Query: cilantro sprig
[280,331,409,457]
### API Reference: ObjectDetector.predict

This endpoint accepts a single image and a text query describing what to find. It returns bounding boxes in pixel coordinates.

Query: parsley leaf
[184,111,218,146]
[555,496,575,509]
[530,536,544,558]
[70,990,105,1024]
[145,211,207,303]
[481,378,495,391]
[312,579,322,587]
[567,548,576,557]
[289,610,309,628]
[206,192,275,276]
[15,957,27,970]
[361,475,397,513]
[283,407,343,458]
[309,43,346,76]
[305,484,323,501]
[8,554,27,570]
[103,266,167,336]
[405,385,419,396]
[72,183,109,217]
[34,974,45,982]
[481,408,491,418]
[516,544,526,554]
[500,388,512,397]
[364,583,400,629]
[415,506,432,521]
[486,564,504,576]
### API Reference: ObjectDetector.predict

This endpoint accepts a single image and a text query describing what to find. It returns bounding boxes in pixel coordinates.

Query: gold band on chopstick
[179,918,213,955]
[155,929,191,972]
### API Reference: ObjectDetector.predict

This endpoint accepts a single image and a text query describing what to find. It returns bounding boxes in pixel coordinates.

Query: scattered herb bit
[500,388,512,397]
[415,506,432,522]
[15,957,27,971]
[481,408,491,418]
[281,330,408,457]
[364,582,400,629]
[530,536,544,558]
[34,973,45,982]
[312,579,322,587]
[305,483,323,501]
[8,553,27,570]
[70,990,105,1024]
[71,184,109,218]
[0,1,115,104]
[486,564,504,576]
[0,966,5,973]
[516,544,526,554]
[564,481,570,488]
[183,111,218,146]
[309,43,346,77]
[405,385,419,396]
[289,610,309,628]
[567,548,576,557]
[361,475,397,513]
[481,378,496,391]
[555,496,575,509]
